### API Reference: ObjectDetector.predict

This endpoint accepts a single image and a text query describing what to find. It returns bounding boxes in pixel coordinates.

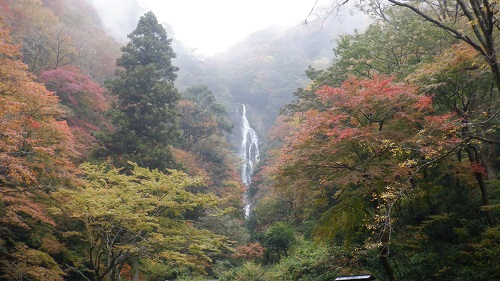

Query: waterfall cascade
[238,104,259,218]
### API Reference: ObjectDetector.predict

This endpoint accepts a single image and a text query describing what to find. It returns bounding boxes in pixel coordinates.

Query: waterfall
[239,104,259,218]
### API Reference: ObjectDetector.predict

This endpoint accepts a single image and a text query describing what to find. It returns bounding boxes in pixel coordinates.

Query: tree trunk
[380,228,397,281]
[487,56,500,95]
[466,146,496,226]
[132,258,139,281]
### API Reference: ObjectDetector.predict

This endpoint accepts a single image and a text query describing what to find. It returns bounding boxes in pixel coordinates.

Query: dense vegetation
[248,3,500,281]
[0,1,242,280]
[0,0,499,280]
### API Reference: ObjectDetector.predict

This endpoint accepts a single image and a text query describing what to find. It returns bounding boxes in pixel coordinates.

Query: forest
[0,0,499,280]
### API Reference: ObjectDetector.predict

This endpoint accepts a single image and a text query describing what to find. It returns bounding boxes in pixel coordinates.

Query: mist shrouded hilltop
[175,19,368,144]
[85,0,144,41]
[85,0,368,142]
[181,10,369,129]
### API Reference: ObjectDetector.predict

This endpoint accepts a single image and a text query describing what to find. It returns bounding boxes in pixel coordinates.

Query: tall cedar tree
[103,11,180,170]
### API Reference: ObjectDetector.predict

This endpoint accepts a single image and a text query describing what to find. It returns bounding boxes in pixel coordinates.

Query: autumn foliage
[1,0,499,279]
[257,75,466,279]
[0,25,76,190]
[37,65,110,157]
[272,75,458,218]
[1,2,243,280]
[0,24,76,280]
[232,242,265,261]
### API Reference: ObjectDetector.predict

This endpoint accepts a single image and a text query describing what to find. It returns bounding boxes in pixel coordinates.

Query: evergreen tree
[103,11,180,170]
[179,85,233,150]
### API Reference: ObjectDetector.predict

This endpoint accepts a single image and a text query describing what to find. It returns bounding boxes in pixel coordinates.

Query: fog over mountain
[85,0,368,55]
[85,0,145,41]
[85,0,369,147]
[174,17,369,143]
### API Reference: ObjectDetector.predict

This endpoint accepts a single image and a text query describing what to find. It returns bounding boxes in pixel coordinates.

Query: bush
[217,261,265,281]
[264,222,296,262]
[265,238,339,281]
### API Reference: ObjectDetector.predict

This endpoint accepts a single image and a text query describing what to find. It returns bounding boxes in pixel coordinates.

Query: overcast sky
[89,0,361,56]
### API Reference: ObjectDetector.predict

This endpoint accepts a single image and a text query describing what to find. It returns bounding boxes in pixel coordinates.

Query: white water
[239,104,259,218]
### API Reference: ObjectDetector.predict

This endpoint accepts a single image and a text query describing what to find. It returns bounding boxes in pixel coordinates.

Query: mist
[86,0,370,56]
[86,0,146,42]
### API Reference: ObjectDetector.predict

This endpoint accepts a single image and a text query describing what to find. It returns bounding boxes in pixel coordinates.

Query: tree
[268,4,500,277]
[263,222,296,262]
[0,23,76,280]
[1,0,81,72]
[178,85,232,150]
[102,11,180,170]
[0,22,76,207]
[232,242,265,262]
[321,0,500,94]
[409,42,500,226]
[266,238,340,281]
[270,76,460,280]
[283,7,458,120]
[175,85,241,207]
[37,65,110,158]
[329,8,455,84]
[55,162,230,281]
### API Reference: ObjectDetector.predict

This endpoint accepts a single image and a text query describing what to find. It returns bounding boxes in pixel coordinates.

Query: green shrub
[265,238,338,281]
[217,261,265,281]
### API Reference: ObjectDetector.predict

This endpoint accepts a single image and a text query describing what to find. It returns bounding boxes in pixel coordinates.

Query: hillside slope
[175,17,368,146]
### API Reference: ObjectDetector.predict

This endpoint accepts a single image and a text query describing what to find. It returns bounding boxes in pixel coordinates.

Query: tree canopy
[1,0,499,280]
[250,3,500,280]
[102,11,180,171]
[54,162,230,281]
[0,22,76,280]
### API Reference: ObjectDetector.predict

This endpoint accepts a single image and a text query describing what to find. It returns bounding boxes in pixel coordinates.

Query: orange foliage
[1,191,56,228]
[172,147,210,182]
[261,75,461,228]
[0,23,76,237]
[232,242,266,261]
[119,263,144,281]
[37,65,110,157]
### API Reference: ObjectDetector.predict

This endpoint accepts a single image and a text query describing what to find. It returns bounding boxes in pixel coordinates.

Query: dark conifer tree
[103,11,180,170]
